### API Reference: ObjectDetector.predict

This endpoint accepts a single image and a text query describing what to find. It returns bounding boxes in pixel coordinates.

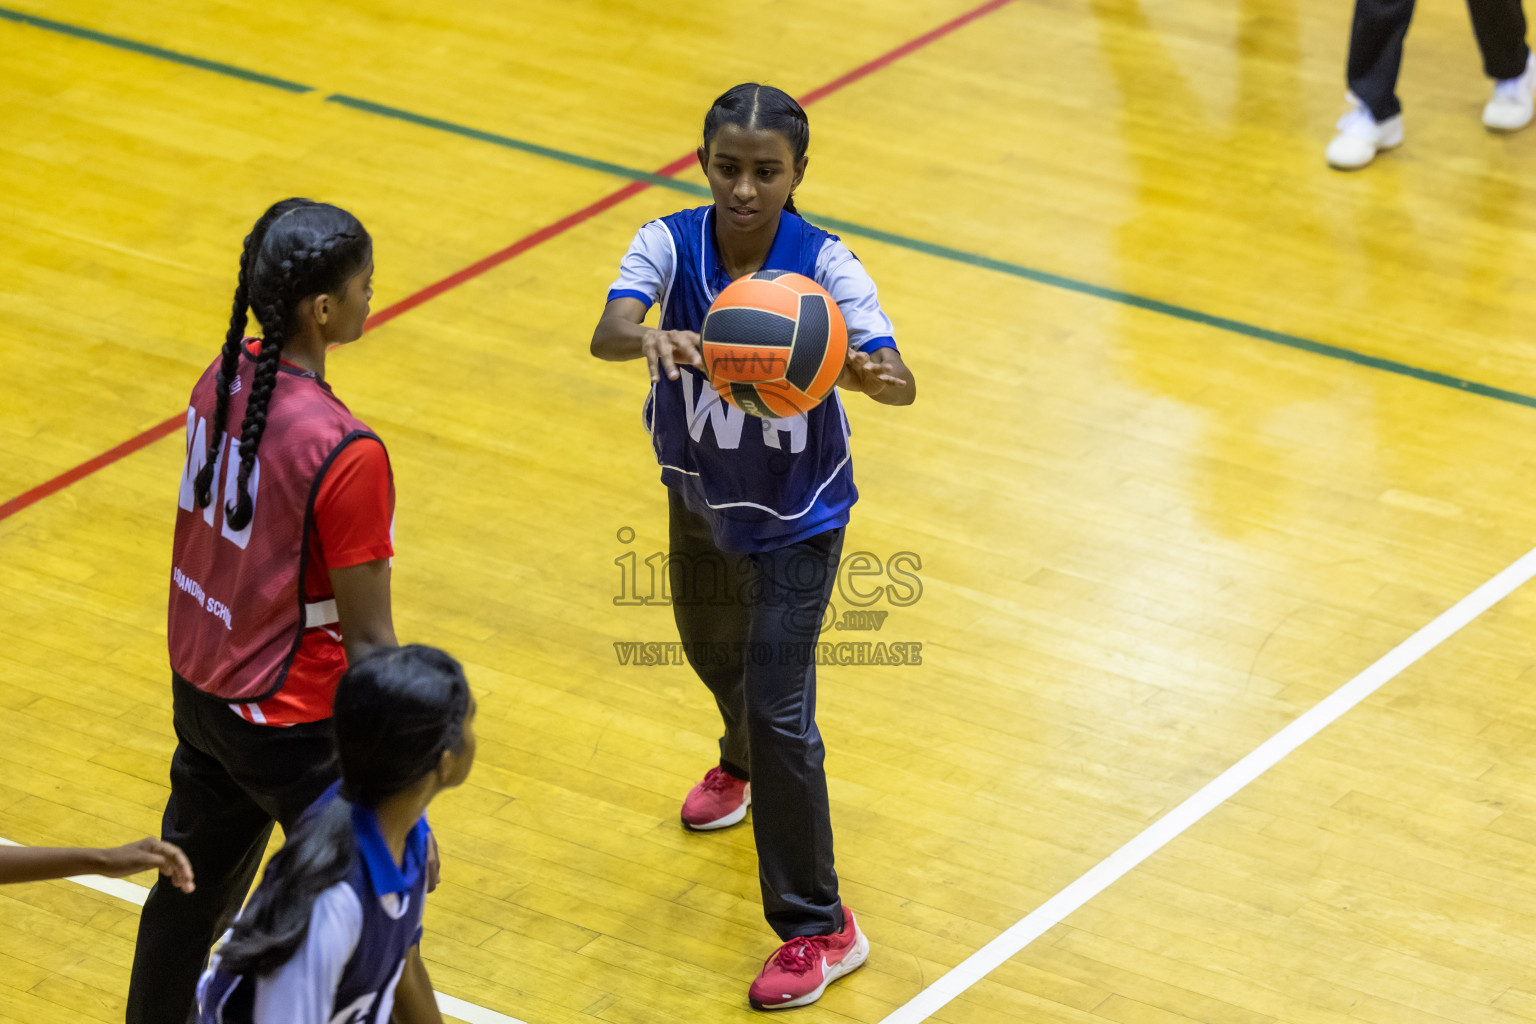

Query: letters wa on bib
[608,206,898,553]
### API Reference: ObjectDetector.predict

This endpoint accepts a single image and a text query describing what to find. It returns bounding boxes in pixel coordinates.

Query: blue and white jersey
[195,790,431,1024]
[608,205,898,553]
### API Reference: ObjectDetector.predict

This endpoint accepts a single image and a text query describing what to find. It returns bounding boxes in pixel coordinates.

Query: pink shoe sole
[749,929,870,1010]
[681,783,751,831]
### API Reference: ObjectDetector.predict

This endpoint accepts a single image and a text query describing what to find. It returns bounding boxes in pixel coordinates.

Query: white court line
[0,837,528,1024]
[877,542,1536,1024]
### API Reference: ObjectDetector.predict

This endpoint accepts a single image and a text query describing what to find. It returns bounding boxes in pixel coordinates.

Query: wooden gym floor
[3,0,1536,1022]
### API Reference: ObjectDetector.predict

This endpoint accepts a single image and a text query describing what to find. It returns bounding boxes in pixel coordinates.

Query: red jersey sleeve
[312,437,394,570]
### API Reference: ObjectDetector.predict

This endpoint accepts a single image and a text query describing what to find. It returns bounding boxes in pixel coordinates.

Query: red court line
[0,0,1013,524]
[0,415,185,521]
[364,179,654,331]
[798,0,1013,106]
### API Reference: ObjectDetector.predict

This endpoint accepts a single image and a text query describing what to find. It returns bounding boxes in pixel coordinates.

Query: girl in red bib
[129,199,401,1024]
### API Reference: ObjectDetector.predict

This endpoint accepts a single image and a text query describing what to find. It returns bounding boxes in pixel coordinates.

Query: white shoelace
[1493,74,1530,101]
[1494,56,1536,99]
[1335,104,1379,137]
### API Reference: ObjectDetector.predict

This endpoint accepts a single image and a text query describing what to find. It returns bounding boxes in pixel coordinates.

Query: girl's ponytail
[214,645,470,977]
[214,797,354,975]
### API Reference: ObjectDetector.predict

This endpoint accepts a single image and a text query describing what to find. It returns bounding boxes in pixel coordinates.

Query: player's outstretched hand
[641,329,704,383]
[838,349,908,397]
[425,832,441,893]
[101,838,195,892]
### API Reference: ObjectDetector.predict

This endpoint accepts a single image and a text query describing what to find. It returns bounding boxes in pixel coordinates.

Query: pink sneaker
[680,765,750,831]
[748,908,869,1010]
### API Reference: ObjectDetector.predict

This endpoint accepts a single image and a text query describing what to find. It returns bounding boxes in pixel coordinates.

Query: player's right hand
[641,329,704,383]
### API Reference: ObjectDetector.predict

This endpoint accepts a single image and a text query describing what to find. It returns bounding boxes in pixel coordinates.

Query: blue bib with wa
[196,790,429,1024]
[646,206,856,553]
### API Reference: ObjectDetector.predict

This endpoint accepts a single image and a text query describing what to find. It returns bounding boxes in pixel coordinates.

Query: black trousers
[667,488,845,940]
[1348,0,1529,119]
[126,676,338,1024]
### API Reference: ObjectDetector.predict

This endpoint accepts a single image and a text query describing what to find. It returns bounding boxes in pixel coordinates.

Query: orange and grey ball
[701,271,848,418]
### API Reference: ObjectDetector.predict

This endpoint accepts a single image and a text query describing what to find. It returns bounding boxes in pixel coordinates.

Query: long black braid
[201,199,371,531]
[224,288,290,531]
[194,199,308,510]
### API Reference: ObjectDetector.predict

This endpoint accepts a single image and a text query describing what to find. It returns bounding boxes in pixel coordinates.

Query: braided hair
[215,645,472,976]
[702,84,810,214]
[194,199,372,530]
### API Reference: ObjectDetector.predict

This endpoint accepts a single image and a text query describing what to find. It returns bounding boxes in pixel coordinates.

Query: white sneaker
[1326,98,1404,170]
[1484,53,1536,132]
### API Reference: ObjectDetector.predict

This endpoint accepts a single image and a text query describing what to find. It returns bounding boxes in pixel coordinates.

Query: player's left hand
[838,349,908,396]
[425,832,441,893]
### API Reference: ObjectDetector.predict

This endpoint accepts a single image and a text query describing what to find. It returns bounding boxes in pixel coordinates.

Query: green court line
[0,5,312,92]
[8,4,1536,412]
[802,216,1536,411]
[322,93,1536,410]
[326,95,711,197]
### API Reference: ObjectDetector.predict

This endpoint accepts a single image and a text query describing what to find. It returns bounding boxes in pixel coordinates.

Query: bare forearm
[390,948,443,1024]
[868,377,915,406]
[340,616,396,664]
[836,348,917,407]
[342,631,397,667]
[0,846,109,885]
[590,314,649,360]
[332,558,397,667]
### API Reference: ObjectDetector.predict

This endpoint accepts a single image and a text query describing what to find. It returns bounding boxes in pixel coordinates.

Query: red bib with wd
[169,347,381,702]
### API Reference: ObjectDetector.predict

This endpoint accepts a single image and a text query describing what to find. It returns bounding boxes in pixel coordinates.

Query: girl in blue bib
[591,83,916,1010]
[195,645,476,1024]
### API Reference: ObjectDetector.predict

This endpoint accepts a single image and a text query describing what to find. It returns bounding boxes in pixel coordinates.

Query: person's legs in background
[1470,0,1536,129]
[1329,0,1414,168]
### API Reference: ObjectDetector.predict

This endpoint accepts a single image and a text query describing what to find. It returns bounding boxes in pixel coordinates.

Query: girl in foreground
[591,82,916,1010]
[195,645,476,1023]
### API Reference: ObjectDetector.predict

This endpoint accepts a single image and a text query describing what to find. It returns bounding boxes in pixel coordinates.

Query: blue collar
[702,206,804,293]
[350,799,430,899]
